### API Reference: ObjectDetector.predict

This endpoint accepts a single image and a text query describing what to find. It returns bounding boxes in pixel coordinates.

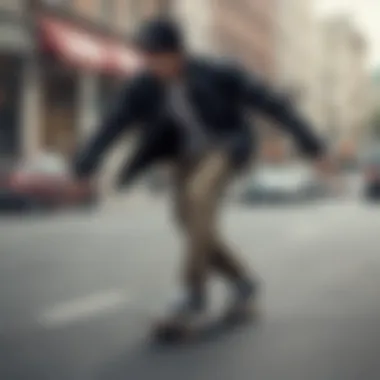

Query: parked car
[240,165,328,205]
[0,153,98,213]
[362,149,380,201]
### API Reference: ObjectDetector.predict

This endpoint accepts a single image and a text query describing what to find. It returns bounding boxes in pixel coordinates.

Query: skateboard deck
[151,310,258,345]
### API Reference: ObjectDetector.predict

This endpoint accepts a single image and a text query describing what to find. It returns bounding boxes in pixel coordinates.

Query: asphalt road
[1,197,380,380]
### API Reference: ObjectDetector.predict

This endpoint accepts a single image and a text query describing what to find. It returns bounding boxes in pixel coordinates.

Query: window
[99,0,116,23]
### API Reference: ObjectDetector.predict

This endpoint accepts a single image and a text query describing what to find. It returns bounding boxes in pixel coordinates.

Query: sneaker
[223,279,260,324]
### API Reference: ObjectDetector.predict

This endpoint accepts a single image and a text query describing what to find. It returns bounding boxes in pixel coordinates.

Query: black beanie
[135,18,184,53]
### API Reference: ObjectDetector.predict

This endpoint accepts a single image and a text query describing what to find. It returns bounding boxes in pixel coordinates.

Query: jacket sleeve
[72,76,150,179]
[116,118,180,189]
[229,65,326,158]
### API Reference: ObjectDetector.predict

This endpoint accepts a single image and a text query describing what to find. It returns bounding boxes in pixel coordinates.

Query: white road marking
[38,290,130,328]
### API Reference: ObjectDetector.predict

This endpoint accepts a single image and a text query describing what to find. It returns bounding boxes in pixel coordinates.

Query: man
[73,18,331,335]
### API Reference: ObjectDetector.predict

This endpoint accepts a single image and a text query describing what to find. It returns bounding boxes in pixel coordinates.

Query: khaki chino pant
[173,149,246,310]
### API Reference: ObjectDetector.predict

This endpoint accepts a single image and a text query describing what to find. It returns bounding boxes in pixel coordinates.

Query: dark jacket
[73,58,325,187]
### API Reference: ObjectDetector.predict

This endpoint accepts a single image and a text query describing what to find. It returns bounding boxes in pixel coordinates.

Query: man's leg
[166,150,231,324]
[174,172,249,284]
[166,150,257,328]
[183,153,258,318]
[211,243,259,317]
[183,159,256,291]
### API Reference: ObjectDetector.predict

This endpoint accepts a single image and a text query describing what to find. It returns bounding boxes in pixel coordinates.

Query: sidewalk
[100,189,164,212]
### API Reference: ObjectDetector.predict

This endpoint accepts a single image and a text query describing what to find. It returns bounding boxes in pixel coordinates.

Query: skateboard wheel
[152,323,191,344]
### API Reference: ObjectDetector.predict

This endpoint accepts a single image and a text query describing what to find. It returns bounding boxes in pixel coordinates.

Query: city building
[275,0,322,126]
[212,0,276,81]
[32,0,143,159]
[0,0,150,194]
[210,0,279,162]
[0,0,35,161]
[0,0,143,164]
[319,15,369,159]
[365,68,380,143]
[171,0,215,54]
[371,69,380,116]
[271,0,326,160]
[371,68,380,99]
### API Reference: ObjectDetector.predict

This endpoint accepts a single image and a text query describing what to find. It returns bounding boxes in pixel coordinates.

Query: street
[0,197,380,380]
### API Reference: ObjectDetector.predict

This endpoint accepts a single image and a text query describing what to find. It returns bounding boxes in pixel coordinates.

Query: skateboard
[151,308,259,345]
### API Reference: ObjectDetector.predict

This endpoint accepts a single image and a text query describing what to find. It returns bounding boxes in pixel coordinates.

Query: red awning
[108,42,143,74]
[38,16,142,76]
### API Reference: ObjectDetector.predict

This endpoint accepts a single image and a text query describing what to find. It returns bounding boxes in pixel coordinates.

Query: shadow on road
[96,324,261,380]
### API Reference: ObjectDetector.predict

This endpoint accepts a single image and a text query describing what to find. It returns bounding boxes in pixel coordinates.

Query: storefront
[0,15,35,162]
[0,55,23,159]
[33,14,141,158]
[98,75,123,115]
[39,55,79,157]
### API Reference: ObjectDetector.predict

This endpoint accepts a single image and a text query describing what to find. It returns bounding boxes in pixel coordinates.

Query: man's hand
[314,155,337,178]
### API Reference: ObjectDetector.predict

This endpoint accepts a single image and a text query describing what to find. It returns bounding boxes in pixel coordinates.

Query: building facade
[0,0,35,161]
[271,0,327,160]
[367,69,380,144]
[210,0,279,161]
[0,0,149,193]
[212,0,276,81]
[319,16,369,158]
[275,0,321,125]
[31,0,143,158]
[171,0,215,54]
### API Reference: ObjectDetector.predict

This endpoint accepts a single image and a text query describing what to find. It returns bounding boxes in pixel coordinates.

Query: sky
[315,0,380,70]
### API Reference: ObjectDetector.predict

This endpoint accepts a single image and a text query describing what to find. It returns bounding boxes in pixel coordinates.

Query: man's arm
[229,65,326,158]
[72,76,150,179]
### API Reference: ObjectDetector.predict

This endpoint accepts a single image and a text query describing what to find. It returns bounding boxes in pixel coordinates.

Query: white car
[241,165,326,204]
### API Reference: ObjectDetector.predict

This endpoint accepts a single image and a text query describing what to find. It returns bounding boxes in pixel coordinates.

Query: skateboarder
[72,18,332,338]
